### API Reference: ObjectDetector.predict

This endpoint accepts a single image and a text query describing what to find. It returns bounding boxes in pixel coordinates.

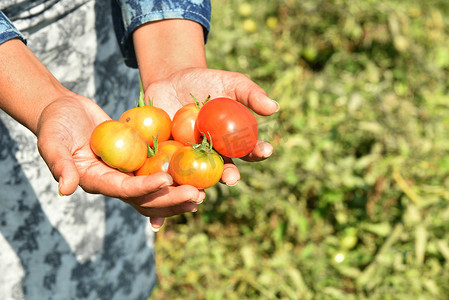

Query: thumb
[230,73,280,116]
[38,139,80,196]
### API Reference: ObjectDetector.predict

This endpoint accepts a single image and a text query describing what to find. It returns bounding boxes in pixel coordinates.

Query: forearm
[0,39,72,134]
[133,19,207,88]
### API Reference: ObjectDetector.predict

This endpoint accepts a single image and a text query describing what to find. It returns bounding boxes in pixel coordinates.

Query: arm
[0,38,73,135]
[0,13,204,222]
[122,2,279,229]
[112,0,278,135]
[134,19,207,85]
[132,18,279,163]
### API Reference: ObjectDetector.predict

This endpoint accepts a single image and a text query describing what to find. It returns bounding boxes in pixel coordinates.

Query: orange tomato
[168,136,223,189]
[90,120,147,172]
[171,103,201,145]
[119,105,171,147]
[135,140,184,176]
[171,95,209,145]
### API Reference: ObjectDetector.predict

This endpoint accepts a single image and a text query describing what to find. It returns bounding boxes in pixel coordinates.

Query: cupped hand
[35,94,205,225]
[143,67,280,186]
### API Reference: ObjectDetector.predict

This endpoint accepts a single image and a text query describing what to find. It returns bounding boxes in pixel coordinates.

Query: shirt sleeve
[0,11,26,46]
[111,0,211,68]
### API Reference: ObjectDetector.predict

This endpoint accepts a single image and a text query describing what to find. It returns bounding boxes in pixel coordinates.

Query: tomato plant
[90,120,147,172]
[196,97,258,158]
[169,135,224,189]
[135,139,184,176]
[171,95,209,145]
[119,82,171,146]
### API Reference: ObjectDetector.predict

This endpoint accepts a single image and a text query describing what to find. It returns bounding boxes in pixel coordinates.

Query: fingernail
[272,99,280,112]
[150,224,160,232]
[158,174,173,188]
[58,177,65,197]
[263,148,274,159]
[191,207,198,212]
[195,193,205,204]
[149,218,162,232]
[263,153,272,159]
[164,174,174,185]
[222,168,239,187]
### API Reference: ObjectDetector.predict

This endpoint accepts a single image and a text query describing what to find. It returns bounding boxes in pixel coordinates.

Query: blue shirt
[0,0,211,67]
[0,10,26,44]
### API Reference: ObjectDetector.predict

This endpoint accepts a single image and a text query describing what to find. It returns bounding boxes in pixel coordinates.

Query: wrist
[132,19,207,88]
[0,38,74,134]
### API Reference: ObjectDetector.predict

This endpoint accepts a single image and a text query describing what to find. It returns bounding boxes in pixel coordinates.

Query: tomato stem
[147,144,154,157]
[138,78,145,107]
[206,132,213,151]
[192,132,213,152]
[190,94,211,110]
[203,95,211,105]
[190,94,200,110]
[137,78,155,107]
[147,135,159,157]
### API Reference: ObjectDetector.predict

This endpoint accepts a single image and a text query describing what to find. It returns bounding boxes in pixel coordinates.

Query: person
[0,0,279,299]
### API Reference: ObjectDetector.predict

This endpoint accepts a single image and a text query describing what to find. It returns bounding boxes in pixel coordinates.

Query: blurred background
[151,0,449,298]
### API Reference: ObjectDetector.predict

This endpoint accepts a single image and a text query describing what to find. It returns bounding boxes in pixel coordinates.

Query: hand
[144,67,280,182]
[36,95,205,225]
[143,68,279,230]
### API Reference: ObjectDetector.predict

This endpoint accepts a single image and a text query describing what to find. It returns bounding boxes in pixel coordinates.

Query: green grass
[151,0,449,299]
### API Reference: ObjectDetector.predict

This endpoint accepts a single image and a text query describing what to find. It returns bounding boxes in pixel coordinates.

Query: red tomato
[135,140,183,176]
[196,97,258,158]
[168,137,224,189]
[90,120,147,172]
[171,103,202,145]
[119,105,171,147]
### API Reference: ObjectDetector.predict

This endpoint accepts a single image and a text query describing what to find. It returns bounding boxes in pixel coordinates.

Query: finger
[80,168,173,198]
[133,202,199,218]
[149,217,165,232]
[37,140,80,196]
[131,185,205,208]
[220,157,240,186]
[241,140,274,162]
[229,73,280,116]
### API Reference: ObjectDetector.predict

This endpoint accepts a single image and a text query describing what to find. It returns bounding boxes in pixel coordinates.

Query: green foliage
[151,0,449,299]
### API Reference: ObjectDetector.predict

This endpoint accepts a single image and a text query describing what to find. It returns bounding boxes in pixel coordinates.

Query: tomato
[171,103,201,145]
[135,140,183,176]
[168,136,224,189]
[119,105,171,147]
[90,120,147,172]
[196,97,258,158]
[171,95,209,145]
[119,83,171,146]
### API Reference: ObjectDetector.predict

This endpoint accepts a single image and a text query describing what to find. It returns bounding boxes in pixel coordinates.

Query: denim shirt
[0,10,26,44]
[0,0,211,67]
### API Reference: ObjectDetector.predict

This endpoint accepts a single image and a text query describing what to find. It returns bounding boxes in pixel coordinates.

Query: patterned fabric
[0,0,211,67]
[0,1,210,299]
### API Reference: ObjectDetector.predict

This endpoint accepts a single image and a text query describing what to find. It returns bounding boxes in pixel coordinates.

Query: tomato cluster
[90,88,260,189]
